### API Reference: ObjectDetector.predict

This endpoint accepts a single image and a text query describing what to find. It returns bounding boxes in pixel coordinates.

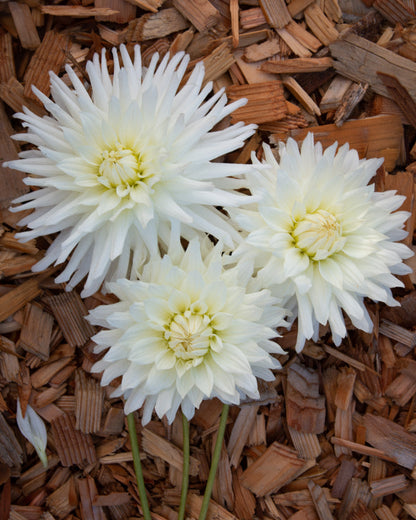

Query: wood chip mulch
[2,0,416,518]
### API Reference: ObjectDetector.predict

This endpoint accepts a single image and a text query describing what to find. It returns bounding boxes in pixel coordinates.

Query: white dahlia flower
[6,45,255,297]
[87,239,286,424]
[230,133,413,352]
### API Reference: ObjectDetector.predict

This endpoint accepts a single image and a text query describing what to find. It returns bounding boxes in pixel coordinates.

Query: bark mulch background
[2,0,416,518]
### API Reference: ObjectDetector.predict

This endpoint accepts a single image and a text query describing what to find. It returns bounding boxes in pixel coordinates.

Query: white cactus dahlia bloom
[6,45,256,297]
[230,133,413,352]
[87,239,286,424]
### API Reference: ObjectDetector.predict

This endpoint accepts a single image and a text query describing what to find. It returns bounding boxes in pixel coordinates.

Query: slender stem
[198,404,230,520]
[178,413,190,520]
[127,413,152,520]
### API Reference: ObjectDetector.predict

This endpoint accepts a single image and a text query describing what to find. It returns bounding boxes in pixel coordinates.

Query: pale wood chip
[235,131,261,163]
[227,405,259,467]
[331,458,357,499]
[75,369,104,434]
[219,29,271,50]
[290,114,404,171]
[78,475,106,520]
[242,37,280,62]
[40,5,119,16]
[33,385,67,409]
[44,292,95,348]
[385,361,416,406]
[320,75,353,113]
[170,26,195,53]
[19,303,53,361]
[289,427,321,459]
[259,0,292,29]
[363,414,416,470]
[330,32,416,103]
[230,0,239,47]
[186,493,238,520]
[0,278,43,323]
[0,233,38,255]
[261,57,333,74]
[98,24,127,45]
[212,441,234,508]
[100,407,125,435]
[240,7,267,30]
[334,405,353,457]
[192,398,223,429]
[285,20,322,53]
[232,467,256,520]
[273,487,337,508]
[304,3,339,45]
[324,0,343,22]
[240,441,308,496]
[331,437,396,463]
[373,0,414,24]
[285,363,326,434]
[335,368,356,410]
[17,454,60,486]
[370,475,408,497]
[247,412,266,446]
[8,2,40,50]
[308,480,335,520]
[277,26,312,57]
[172,0,226,35]
[201,42,236,85]
[126,7,189,41]
[0,77,46,116]
[51,413,96,467]
[287,0,315,17]
[282,75,321,115]
[23,31,70,101]
[375,505,400,520]
[31,345,74,389]
[142,427,200,475]
[46,476,78,518]
[334,81,368,126]
[0,251,39,278]
[338,478,371,520]
[226,80,287,124]
[0,336,20,382]
[379,319,416,347]
[368,456,386,509]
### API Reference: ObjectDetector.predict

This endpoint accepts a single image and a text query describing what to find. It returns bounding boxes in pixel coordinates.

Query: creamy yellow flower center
[165,312,213,362]
[292,209,344,260]
[97,144,148,190]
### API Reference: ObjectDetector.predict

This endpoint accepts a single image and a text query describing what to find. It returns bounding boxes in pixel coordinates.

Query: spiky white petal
[16,400,48,468]
[6,45,256,297]
[230,133,413,352]
[88,239,287,424]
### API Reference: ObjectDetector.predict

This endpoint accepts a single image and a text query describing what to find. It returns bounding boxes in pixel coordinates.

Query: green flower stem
[178,413,190,520]
[127,413,152,520]
[198,404,230,520]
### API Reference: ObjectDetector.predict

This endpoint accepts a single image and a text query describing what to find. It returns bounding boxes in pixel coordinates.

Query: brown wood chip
[51,413,96,467]
[23,31,70,101]
[44,292,95,347]
[227,81,287,124]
